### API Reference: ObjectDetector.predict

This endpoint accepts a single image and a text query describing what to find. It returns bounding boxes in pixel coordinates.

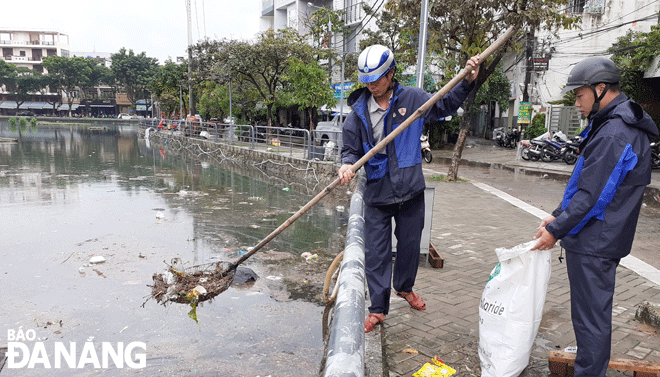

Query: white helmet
[357,45,396,83]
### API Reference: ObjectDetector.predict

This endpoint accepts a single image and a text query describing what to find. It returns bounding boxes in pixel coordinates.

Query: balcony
[344,3,364,26]
[0,39,57,47]
[262,0,274,16]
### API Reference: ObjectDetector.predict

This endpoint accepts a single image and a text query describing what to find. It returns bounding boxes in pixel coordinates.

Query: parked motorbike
[519,140,532,160]
[651,141,660,169]
[526,139,546,161]
[494,127,506,147]
[496,128,520,149]
[540,131,569,162]
[421,134,432,163]
[506,129,520,149]
[561,136,582,165]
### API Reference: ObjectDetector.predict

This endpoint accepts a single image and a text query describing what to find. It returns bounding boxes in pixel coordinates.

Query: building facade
[0,28,70,74]
[503,0,660,130]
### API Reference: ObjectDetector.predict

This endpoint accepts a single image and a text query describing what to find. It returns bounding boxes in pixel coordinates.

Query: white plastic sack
[478,240,551,377]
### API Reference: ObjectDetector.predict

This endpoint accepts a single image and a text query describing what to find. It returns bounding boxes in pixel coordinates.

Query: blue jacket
[546,93,658,258]
[341,79,473,206]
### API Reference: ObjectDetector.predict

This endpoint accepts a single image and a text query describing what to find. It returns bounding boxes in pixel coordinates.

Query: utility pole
[522,28,535,103]
[415,0,430,89]
[185,0,195,116]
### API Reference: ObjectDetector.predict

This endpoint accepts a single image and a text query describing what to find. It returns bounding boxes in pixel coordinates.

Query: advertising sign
[518,102,531,124]
[332,83,354,99]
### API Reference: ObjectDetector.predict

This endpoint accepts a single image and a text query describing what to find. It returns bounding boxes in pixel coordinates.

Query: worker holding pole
[339,45,481,332]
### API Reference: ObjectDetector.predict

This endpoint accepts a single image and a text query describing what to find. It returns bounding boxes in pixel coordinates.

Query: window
[568,0,585,13]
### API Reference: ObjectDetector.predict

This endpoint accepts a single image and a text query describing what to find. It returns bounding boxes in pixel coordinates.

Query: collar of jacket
[581,93,628,149]
[347,79,404,109]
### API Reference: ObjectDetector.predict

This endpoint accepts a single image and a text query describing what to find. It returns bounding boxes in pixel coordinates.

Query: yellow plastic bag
[412,357,456,377]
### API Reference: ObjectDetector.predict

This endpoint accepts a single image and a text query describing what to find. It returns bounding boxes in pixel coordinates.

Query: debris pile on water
[149,258,235,306]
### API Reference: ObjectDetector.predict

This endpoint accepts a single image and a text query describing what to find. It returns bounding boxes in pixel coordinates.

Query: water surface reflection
[0,121,348,376]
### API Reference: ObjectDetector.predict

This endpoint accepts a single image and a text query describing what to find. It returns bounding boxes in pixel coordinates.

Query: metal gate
[546,105,582,136]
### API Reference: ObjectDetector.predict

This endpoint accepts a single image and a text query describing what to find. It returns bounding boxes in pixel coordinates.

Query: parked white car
[315,115,345,146]
[117,113,136,119]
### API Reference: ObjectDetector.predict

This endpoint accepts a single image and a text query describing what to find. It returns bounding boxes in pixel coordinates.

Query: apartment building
[0,28,70,73]
[0,28,69,115]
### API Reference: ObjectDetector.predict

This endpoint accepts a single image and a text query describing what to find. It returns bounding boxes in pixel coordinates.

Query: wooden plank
[550,351,660,374]
[428,242,444,268]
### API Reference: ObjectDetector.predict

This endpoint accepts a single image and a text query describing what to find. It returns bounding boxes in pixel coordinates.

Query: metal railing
[142,118,343,163]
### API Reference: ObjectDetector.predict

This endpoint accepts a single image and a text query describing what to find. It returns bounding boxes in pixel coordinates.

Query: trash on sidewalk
[403,347,418,354]
[300,252,318,262]
[413,357,456,377]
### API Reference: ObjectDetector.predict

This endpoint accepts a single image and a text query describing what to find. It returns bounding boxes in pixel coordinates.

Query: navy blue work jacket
[341,79,473,206]
[546,93,658,258]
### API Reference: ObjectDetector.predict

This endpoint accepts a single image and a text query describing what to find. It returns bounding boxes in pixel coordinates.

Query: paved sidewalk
[372,139,660,377]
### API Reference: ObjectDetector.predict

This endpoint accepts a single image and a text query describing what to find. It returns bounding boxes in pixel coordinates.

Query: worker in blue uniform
[533,56,658,377]
[338,44,481,333]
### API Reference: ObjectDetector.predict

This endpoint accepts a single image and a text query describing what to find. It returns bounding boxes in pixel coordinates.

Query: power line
[551,0,659,46]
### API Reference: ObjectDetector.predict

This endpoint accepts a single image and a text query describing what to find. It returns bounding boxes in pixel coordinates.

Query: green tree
[42,56,93,116]
[281,56,336,130]
[150,59,188,117]
[0,61,45,111]
[214,29,318,127]
[382,0,579,180]
[111,48,159,107]
[609,24,660,127]
[76,59,112,107]
[360,1,406,60]
[303,6,347,80]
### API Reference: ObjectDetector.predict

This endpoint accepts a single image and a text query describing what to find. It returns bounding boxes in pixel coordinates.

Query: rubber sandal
[364,313,385,333]
[396,291,426,311]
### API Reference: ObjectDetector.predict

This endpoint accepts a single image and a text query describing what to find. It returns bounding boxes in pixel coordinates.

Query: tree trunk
[309,107,315,130]
[448,126,469,181]
[447,90,477,181]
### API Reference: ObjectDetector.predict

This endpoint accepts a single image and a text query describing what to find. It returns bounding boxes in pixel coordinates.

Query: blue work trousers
[566,250,620,377]
[364,192,424,315]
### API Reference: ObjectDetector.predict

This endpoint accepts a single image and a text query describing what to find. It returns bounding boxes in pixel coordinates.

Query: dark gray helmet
[560,56,621,94]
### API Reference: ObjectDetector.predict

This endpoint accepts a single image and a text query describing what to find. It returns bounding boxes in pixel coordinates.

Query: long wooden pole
[228,26,517,271]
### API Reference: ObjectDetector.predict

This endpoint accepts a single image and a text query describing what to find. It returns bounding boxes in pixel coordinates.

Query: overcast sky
[1,0,261,64]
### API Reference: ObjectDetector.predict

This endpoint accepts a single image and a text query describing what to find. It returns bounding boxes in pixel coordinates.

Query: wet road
[0,122,349,376]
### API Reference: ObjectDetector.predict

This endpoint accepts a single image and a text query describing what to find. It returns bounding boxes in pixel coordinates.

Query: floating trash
[148,258,235,307]
[89,256,106,264]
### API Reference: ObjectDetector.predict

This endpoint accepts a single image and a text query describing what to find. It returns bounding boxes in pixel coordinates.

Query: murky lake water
[0,121,349,376]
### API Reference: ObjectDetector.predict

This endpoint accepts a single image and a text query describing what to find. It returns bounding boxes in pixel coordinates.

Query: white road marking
[472,181,660,287]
